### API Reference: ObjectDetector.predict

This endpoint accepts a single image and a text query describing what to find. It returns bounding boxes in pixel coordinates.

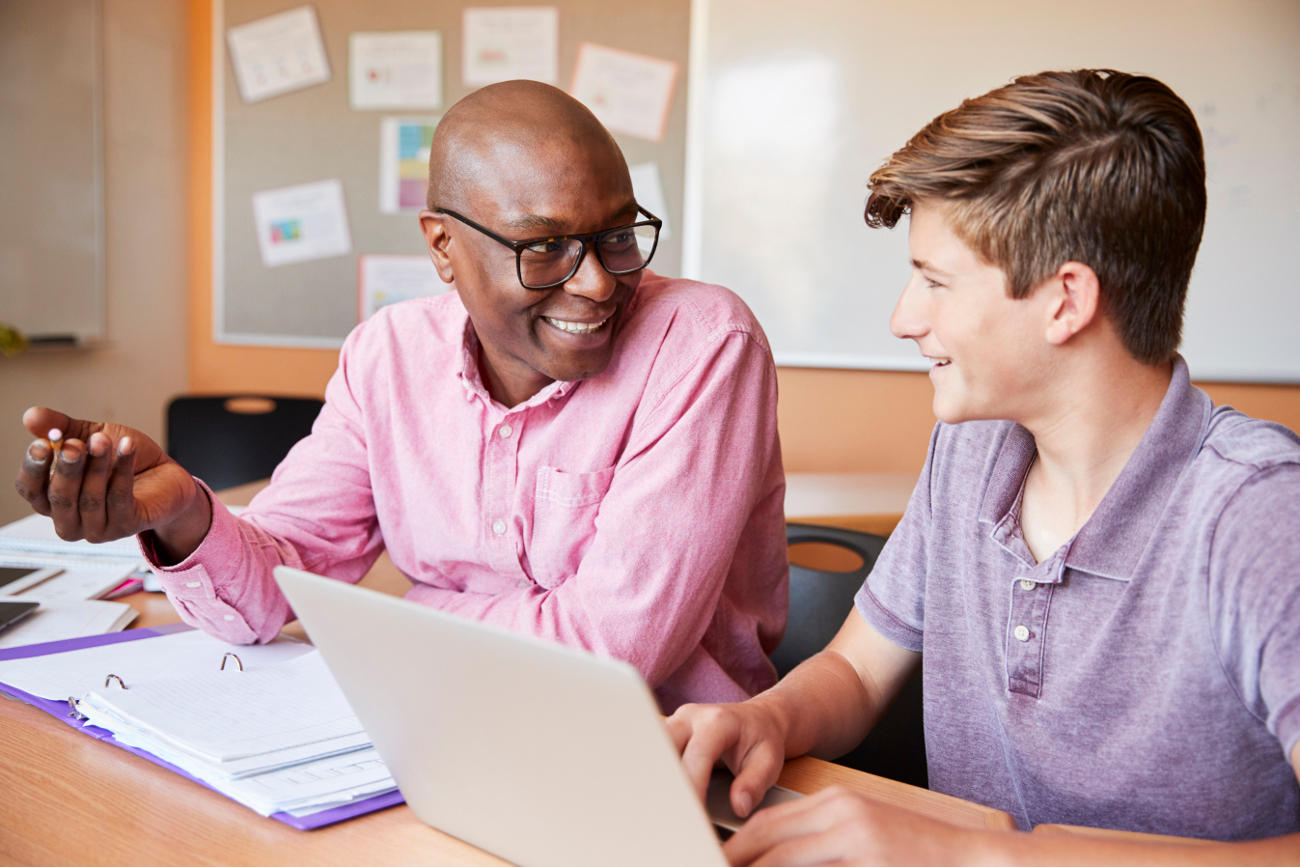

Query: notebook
[273,565,791,867]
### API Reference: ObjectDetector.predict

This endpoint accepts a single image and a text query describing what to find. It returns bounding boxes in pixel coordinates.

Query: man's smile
[542,315,610,335]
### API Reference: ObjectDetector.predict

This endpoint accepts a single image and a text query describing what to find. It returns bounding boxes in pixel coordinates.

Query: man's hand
[666,696,791,820]
[13,406,211,562]
[722,785,972,866]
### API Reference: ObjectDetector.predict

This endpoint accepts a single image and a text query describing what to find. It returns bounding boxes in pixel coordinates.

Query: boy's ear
[1044,261,1100,346]
[419,210,456,283]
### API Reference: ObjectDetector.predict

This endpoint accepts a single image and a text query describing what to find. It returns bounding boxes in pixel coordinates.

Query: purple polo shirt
[856,358,1300,839]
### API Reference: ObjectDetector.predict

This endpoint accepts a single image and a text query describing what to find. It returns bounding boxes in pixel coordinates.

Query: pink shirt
[147,273,788,711]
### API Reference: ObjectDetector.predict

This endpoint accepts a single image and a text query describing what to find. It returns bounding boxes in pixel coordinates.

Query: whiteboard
[684,0,1300,382]
[0,0,103,342]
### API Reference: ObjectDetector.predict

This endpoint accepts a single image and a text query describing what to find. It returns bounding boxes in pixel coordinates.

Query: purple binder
[0,625,405,830]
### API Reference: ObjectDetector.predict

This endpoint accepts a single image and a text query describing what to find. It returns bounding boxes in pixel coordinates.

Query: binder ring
[66,696,86,721]
[104,674,127,689]
[219,652,243,672]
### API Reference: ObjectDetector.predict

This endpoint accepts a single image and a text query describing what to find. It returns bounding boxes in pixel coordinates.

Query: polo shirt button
[492,519,507,535]
[185,580,201,588]
[498,424,513,439]
[1018,579,1035,591]
[1013,625,1031,642]
[223,614,235,621]
[516,579,530,589]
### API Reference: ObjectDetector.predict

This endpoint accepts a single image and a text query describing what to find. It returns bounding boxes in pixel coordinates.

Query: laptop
[273,566,800,866]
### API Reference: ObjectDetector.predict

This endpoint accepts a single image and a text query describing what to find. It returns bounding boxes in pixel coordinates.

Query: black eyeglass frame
[432,204,663,290]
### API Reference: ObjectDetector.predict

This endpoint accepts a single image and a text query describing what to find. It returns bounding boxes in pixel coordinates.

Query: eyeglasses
[433,204,662,290]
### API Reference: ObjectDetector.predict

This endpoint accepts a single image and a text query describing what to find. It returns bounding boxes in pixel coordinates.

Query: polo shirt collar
[980,356,1211,581]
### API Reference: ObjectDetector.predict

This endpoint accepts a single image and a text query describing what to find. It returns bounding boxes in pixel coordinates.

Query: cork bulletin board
[213,0,691,347]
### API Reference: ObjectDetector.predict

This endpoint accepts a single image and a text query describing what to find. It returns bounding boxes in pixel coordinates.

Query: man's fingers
[21,406,75,441]
[15,439,54,514]
[78,432,114,541]
[47,438,88,540]
[103,437,138,538]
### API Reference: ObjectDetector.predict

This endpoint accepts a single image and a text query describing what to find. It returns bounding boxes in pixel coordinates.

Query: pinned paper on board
[379,117,439,214]
[349,31,443,110]
[462,7,559,86]
[358,254,447,321]
[570,43,678,142]
[629,162,672,240]
[251,180,353,268]
[226,6,330,103]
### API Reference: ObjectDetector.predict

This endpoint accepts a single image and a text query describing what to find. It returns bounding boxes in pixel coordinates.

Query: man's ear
[419,210,456,283]
[1043,261,1100,346]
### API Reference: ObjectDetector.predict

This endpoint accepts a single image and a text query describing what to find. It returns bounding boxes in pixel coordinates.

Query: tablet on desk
[0,566,62,596]
[0,599,40,632]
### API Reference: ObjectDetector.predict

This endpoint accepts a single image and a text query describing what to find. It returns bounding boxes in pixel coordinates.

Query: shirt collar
[979,356,1211,581]
[454,308,577,412]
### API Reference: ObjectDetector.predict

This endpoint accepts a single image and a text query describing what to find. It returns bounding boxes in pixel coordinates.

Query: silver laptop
[274,566,797,866]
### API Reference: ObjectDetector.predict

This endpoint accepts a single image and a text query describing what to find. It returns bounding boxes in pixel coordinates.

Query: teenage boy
[669,69,1300,863]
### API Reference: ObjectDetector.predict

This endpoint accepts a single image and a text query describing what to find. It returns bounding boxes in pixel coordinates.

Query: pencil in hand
[46,428,62,477]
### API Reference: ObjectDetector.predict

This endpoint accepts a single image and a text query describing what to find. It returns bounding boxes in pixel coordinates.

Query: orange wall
[185,0,1300,474]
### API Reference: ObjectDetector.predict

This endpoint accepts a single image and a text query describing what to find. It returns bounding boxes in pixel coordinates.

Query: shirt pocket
[529,465,616,588]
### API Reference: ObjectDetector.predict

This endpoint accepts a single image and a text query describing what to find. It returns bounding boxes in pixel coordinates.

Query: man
[669,69,1300,862]
[13,81,788,712]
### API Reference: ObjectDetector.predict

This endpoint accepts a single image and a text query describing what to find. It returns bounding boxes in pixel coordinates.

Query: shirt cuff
[137,479,261,644]
[855,582,923,653]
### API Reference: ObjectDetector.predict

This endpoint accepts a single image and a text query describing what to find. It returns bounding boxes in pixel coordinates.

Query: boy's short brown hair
[865,69,1205,364]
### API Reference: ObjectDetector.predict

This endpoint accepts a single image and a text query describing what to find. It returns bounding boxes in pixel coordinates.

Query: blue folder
[0,625,405,830]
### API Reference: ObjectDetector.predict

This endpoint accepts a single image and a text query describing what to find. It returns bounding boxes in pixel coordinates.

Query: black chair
[773,522,927,788]
[165,394,324,491]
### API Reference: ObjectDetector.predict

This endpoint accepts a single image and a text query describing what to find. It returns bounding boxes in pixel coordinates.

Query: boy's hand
[723,785,970,866]
[666,696,790,820]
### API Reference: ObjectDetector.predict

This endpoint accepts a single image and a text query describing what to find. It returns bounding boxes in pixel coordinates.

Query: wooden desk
[1032,823,1212,845]
[0,478,1012,864]
[0,614,1011,865]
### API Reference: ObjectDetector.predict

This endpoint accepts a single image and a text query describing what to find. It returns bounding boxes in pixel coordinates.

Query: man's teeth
[545,317,607,334]
[926,357,951,367]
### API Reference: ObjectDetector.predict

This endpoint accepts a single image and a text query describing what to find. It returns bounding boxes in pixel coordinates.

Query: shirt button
[498,424,513,439]
[223,614,235,621]
[516,579,530,589]
[492,519,507,536]
[184,580,201,588]
[1018,579,1035,591]
[1013,625,1031,642]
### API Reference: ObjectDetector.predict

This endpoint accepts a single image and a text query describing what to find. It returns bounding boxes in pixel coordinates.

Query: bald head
[426,81,627,213]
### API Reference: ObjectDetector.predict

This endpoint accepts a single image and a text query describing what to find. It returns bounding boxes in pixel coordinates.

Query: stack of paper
[0,600,137,649]
[0,514,147,646]
[0,630,398,818]
[0,513,145,569]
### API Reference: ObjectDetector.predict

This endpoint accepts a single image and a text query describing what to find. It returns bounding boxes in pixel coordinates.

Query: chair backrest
[165,394,324,491]
[770,523,886,677]
[774,522,927,788]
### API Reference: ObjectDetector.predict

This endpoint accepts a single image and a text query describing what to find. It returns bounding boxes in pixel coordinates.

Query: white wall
[0,0,189,524]
[686,0,1300,381]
